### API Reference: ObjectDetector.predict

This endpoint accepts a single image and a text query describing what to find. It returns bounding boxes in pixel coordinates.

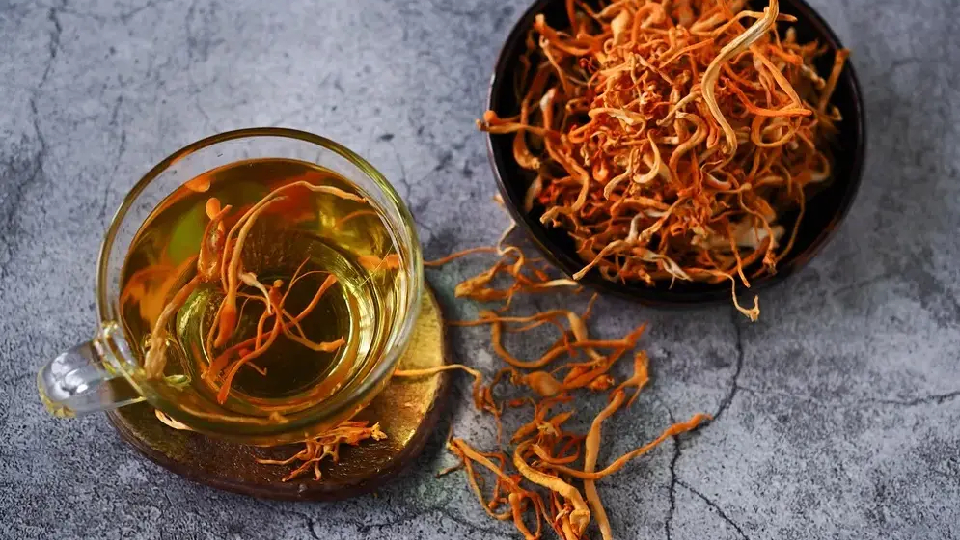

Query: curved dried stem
[584,390,627,540]
[545,413,711,480]
[700,0,780,154]
[513,440,591,537]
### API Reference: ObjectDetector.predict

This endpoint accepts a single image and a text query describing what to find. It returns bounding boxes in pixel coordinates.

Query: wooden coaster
[106,287,449,501]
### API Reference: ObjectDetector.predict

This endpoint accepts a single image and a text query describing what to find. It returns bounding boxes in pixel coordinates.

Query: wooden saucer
[106,288,449,501]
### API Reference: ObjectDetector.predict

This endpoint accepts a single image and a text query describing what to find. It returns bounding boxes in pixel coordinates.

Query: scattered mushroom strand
[362,220,706,539]
[256,421,387,482]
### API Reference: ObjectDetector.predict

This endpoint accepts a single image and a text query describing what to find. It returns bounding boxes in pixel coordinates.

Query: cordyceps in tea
[120,158,408,419]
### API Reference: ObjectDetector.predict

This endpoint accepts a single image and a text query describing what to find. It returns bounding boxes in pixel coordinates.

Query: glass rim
[95,127,425,439]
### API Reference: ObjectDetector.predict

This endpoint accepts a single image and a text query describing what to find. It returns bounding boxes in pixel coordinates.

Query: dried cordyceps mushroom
[256,421,387,481]
[478,0,849,320]
[155,409,386,482]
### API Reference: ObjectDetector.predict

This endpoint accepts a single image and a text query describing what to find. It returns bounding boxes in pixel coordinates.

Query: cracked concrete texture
[1,0,959,538]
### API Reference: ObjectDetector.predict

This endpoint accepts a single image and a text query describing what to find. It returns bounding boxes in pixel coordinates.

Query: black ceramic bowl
[485,0,865,308]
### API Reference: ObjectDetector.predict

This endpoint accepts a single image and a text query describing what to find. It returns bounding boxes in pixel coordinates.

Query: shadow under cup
[38,128,424,446]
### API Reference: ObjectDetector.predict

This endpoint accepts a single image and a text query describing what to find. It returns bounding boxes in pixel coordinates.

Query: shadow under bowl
[485,0,866,308]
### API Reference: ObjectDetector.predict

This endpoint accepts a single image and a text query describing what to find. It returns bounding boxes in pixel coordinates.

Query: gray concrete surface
[2,0,959,538]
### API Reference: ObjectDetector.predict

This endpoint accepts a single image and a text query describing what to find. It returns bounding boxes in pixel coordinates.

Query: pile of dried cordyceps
[479,0,849,320]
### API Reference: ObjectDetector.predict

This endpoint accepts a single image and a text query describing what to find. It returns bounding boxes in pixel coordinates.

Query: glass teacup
[37,128,424,446]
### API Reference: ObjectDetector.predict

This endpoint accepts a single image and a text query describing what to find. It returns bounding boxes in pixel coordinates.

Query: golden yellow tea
[119,158,407,419]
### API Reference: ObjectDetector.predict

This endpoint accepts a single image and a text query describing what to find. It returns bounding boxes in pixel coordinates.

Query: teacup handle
[38,338,144,417]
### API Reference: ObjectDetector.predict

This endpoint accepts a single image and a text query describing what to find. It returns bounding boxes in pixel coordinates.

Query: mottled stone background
[1,0,958,538]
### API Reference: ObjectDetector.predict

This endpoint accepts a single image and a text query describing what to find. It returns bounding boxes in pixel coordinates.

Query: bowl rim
[484,0,866,307]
